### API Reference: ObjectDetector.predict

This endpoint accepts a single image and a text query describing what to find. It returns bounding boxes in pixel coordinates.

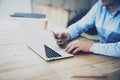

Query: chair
[32,4,69,29]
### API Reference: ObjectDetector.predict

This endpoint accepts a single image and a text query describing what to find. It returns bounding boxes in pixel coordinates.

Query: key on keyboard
[44,44,62,58]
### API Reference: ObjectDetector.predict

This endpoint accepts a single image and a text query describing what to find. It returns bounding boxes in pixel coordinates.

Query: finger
[65,45,75,53]
[56,33,63,39]
[65,42,74,51]
[57,39,65,45]
[65,43,71,51]
[57,40,62,44]
[72,47,81,54]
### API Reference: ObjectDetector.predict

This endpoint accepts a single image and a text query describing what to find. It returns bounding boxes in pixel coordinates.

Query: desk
[0,19,120,80]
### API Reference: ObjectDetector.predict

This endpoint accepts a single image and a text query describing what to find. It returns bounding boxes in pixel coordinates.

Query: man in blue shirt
[56,0,120,57]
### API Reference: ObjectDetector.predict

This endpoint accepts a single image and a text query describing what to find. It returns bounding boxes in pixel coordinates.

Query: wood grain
[0,19,120,80]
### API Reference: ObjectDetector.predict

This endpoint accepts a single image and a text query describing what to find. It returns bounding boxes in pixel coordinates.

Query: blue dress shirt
[67,1,120,57]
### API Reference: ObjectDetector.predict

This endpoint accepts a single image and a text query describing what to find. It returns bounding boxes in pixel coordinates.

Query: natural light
[0,0,31,17]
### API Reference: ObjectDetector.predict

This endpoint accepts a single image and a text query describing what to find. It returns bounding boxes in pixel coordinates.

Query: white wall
[0,0,32,16]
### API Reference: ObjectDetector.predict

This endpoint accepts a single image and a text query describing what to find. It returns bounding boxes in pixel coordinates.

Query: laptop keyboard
[44,44,62,58]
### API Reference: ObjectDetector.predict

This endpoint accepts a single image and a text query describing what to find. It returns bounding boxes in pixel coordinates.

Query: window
[0,0,32,16]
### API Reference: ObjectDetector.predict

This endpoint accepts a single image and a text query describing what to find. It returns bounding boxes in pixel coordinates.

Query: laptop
[21,21,74,61]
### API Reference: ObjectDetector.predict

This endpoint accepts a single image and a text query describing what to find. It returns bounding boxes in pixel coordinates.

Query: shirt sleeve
[92,42,120,58]
[67,1,100,40]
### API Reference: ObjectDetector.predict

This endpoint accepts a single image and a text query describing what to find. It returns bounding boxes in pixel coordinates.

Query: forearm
[67,24,83,40]
[67,1,99,40]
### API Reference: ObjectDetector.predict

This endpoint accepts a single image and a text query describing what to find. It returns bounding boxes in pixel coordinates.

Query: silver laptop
[21,21,73,61]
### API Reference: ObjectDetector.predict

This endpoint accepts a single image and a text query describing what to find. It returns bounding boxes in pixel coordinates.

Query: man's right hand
[55,32,70,45]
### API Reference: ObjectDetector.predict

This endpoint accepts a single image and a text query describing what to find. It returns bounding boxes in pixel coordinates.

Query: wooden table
[0,19,120,80]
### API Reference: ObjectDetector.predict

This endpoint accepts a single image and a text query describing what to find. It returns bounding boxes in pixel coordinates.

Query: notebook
[22,21,74,61]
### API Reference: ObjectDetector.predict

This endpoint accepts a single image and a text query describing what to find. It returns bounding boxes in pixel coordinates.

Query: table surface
[0,19,120,80]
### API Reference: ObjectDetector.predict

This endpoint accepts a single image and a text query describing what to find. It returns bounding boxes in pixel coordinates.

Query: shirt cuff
[92,43,106,55]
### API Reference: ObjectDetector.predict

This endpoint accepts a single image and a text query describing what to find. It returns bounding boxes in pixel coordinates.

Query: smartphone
[51,31,60,39]
[51,31,66,48]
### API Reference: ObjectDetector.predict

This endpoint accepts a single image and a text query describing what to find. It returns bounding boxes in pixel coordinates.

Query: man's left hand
[65,40,93,54]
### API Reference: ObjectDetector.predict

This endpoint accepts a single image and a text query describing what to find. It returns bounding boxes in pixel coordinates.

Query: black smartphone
[51,31,60,39]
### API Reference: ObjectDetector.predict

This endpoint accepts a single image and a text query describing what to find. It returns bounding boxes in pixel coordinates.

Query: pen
[51,30,60,39]
[70,75,107,78]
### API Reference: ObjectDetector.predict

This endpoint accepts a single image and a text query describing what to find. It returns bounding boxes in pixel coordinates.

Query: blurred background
[0,0,98,36]
[0,0,32,16]
[32,0,98,26]
[0,0,97,26]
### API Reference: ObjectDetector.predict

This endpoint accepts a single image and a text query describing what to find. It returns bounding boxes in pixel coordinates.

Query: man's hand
[56,32,70,45]
[65,40,93,54]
